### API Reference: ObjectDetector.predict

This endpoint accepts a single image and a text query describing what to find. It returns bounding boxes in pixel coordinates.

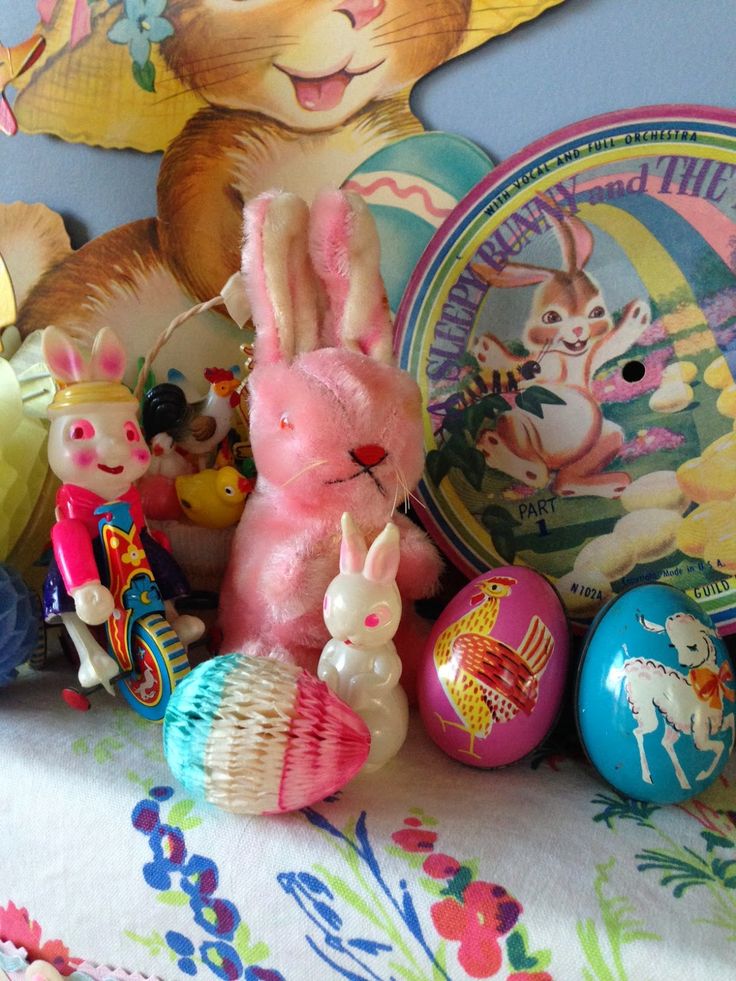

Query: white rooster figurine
[142,366,241,470]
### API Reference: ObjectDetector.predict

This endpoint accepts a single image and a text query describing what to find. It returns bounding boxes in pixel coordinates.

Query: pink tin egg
[418,566,570,768]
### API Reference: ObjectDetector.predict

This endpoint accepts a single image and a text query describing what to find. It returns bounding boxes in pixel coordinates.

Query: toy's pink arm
[395,518,443,600]
[51,517,98,591]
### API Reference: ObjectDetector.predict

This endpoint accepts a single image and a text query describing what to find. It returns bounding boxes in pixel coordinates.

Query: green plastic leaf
[132,59,156,93]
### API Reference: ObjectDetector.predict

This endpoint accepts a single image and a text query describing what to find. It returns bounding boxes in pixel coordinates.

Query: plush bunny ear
[339,512,368,575]
[363,522,400,585]
[243,191,320,366]
[471,261,554,290]
[41,325,88,383]
[309,189,394,364]
[88,326,127,382]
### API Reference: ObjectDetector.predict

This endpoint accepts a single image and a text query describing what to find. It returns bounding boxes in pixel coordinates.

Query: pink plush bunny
[217,189,442,689]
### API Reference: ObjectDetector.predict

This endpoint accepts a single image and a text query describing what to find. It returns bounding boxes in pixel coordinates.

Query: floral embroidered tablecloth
[1,665,734,980]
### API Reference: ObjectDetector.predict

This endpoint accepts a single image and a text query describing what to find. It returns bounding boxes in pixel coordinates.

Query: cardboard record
[395,106,736,632]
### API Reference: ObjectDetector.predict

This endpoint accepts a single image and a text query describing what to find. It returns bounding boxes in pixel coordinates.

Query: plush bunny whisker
[280,458,329,489]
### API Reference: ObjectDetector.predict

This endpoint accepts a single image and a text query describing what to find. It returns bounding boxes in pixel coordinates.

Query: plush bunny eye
[364,603,392,629]
[124,421,141,442]
[588,305,606,319]
[68,419,95,440]
[279,413,294,431]
[541,310,562,325]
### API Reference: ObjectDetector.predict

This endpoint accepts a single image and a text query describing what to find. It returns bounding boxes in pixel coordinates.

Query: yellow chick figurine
[175,466,254,529]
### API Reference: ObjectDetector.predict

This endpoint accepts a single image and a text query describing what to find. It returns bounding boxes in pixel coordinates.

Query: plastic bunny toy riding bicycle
[42,326,204,720]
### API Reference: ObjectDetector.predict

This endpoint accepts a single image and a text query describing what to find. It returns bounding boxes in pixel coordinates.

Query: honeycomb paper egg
[418,566,569,768]
[163,653,370,814]
[576,583,736,804]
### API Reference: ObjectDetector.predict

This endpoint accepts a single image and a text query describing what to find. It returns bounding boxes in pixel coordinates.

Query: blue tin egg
[576,583,735,804]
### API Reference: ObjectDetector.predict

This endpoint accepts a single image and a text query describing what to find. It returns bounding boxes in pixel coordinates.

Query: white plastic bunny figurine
[318,512,409,772]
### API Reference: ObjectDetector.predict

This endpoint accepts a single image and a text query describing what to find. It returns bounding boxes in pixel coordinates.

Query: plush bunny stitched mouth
[274,57,385,112]
[326,447,389,496]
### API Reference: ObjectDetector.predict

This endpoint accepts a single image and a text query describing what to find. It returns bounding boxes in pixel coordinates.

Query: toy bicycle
[61,499,191,720]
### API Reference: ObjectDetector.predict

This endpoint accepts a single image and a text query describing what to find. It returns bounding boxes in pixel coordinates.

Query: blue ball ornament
[0,563,41,687]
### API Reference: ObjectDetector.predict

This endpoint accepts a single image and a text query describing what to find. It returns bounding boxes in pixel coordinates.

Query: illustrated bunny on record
[470,207,651,498]
[217,189,442,690]
[42,325,203,693]
[318,512,409,771]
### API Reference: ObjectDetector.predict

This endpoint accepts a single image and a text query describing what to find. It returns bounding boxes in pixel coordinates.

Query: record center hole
[622,360,645,383]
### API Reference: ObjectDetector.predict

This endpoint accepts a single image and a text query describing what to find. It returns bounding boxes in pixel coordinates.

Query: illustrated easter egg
[576,583,736,804]
[163,653,371,815]
[418,566,569,768]
[343,132,493,311]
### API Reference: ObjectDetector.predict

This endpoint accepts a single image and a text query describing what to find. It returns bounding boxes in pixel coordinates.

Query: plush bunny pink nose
[353,444,386,467]
[335,0,385,29]
[573,326,584,337]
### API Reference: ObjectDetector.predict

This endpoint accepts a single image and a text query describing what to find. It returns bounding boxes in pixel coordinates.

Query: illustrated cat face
[524,272,612,358]
[162,0,471,130]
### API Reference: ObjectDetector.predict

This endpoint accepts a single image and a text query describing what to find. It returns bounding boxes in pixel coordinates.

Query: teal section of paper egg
[342,132,493,310]
[576,583,736,805]
[163,653,240,801]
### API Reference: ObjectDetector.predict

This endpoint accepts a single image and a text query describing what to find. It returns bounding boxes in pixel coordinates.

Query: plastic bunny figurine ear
[243,191,319,366]
[88,326,127,382]
[309,189,394,363]
[339,512,368,575]
[363,521,401,585]
[41,324,87,383]
[42,324,128,385]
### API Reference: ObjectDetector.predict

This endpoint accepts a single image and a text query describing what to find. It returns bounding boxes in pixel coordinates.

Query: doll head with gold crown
[43,326,150,501]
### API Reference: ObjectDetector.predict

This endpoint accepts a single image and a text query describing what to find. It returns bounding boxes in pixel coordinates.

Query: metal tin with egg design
[576,583,736,805]
[418,566,569,768]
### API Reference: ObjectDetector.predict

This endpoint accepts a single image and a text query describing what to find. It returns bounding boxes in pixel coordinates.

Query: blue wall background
[1,0,733,247]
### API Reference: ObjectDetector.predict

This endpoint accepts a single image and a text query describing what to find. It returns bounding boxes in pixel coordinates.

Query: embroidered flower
[431,881,522,978]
